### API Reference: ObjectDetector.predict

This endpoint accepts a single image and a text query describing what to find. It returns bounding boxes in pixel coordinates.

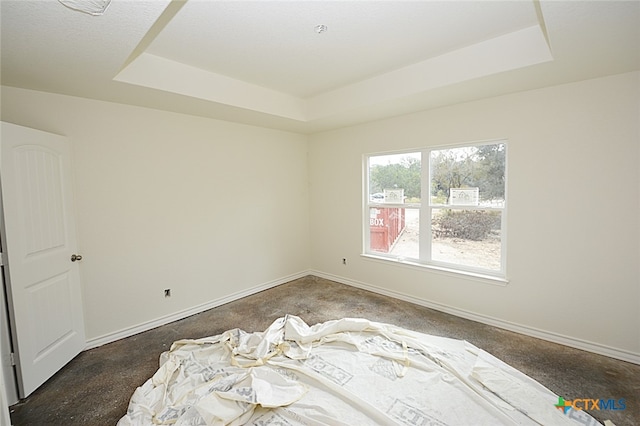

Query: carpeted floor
[8,275,640,425]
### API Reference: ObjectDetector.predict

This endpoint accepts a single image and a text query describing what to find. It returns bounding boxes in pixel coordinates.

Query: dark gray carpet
[9,276,640,425]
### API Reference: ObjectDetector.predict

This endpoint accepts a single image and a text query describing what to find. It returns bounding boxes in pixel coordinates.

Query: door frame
[0,130,20,416]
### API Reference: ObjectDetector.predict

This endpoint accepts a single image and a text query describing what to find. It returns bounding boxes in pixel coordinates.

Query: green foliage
[433,210,500,241]
[369,143,505,204]
[431,191,447,205]
[475,144,506,201]
[430,143,505,203]
[369,156,421,199]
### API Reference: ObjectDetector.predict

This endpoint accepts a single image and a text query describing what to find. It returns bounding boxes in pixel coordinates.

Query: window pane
[390,208,419,259]
[431,208,502,271]
[369,207,418,258]
[430,143,505,207]
[369,153,421,204]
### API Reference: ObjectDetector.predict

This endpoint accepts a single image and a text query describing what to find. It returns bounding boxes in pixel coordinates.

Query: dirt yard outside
[390,209,501,271]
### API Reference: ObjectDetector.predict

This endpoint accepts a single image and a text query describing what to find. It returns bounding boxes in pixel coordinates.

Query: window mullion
[363,157,372,254]
[420,150,431,263]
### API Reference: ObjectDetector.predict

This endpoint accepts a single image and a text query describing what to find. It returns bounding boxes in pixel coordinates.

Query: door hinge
[9,352,16,366]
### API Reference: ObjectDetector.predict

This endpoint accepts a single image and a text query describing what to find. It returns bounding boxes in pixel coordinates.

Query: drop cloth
[117,315,601,425]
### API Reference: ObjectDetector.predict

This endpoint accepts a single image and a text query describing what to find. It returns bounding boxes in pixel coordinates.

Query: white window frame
[363,140,508,283]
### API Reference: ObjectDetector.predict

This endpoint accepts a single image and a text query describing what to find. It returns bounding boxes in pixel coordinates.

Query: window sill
[360,253,509,286]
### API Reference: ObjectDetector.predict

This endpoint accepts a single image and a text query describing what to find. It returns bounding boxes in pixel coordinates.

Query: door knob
[71,254,83,262]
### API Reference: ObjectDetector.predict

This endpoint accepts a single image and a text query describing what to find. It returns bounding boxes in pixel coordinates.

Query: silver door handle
[71,254,83,262]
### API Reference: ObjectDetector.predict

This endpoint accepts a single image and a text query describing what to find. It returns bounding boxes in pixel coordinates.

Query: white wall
[309,72,640,360]
[0,87,310,341]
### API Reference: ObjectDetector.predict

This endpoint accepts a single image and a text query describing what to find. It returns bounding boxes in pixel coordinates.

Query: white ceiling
[1,0,639,134]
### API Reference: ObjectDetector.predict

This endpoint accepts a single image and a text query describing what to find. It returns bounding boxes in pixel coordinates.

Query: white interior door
[0,122,85,398]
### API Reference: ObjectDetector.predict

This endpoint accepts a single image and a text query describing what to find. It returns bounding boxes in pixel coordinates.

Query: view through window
[365,141,507,277]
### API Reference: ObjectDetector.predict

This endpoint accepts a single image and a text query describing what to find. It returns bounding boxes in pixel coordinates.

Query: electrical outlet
[342,258,347,265]
[164,289,171,298]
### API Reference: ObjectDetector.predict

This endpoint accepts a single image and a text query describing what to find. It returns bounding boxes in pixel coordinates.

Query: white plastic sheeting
[58,0,111,15]
[118,316,601,425]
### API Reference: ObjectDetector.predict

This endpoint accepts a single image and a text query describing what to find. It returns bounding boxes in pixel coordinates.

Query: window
[364,141,507,279]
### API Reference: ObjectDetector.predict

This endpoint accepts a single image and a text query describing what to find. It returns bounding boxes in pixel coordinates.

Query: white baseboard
[85,269,640,365]
[84,270,311,350]
[311,270,640,365]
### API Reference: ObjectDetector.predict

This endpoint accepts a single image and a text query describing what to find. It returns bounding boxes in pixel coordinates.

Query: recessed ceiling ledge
[305,25,554,121]
[114,53,308,122]
[114,25,552,124]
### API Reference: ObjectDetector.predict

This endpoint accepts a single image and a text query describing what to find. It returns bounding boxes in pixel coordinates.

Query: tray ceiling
[1,0,638,133]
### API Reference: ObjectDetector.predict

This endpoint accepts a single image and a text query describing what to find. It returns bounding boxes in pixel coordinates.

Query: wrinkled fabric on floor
[117,315,601,425]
